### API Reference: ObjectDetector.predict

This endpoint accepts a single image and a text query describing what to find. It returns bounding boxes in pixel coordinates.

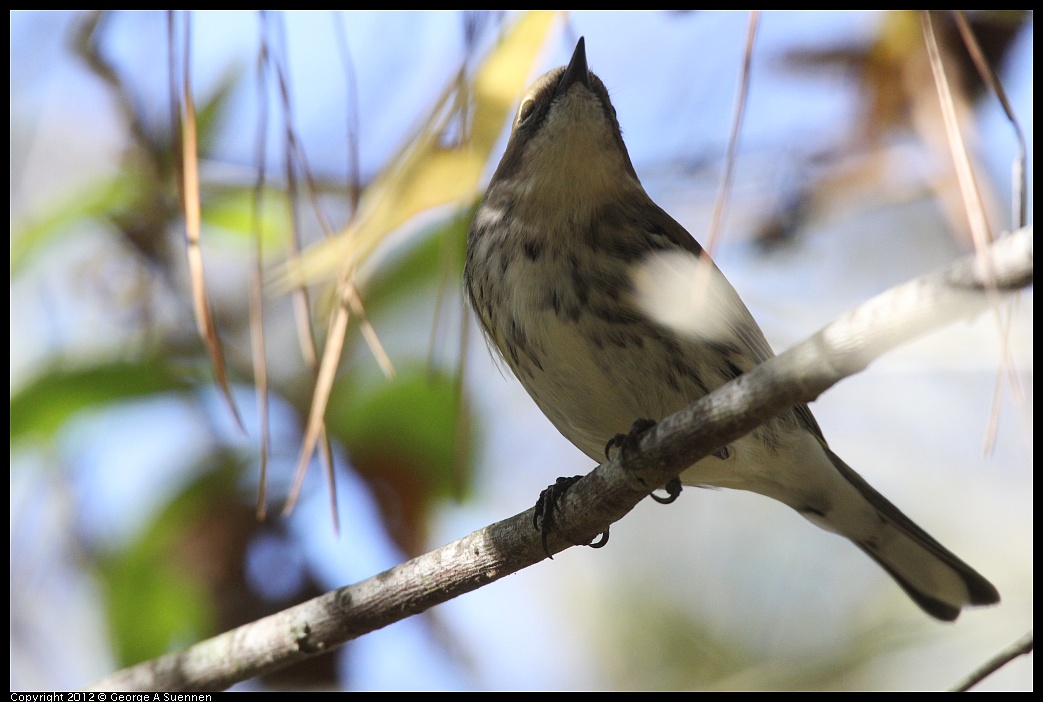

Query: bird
[463,36,999,621]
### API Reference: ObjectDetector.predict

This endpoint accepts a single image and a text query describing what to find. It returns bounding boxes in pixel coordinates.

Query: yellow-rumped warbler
[464,37,999,620]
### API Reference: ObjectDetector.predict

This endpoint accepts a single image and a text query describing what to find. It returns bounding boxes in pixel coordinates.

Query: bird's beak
[556,36,590,96]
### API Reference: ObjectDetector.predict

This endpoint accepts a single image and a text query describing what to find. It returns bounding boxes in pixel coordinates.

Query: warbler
[464,37,999,620]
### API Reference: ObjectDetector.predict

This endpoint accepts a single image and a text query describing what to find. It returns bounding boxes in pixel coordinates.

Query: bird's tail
[821,447,1000,621]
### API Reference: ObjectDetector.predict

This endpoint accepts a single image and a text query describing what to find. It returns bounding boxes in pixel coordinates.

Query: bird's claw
[650,477,682,504]
[605,418,684,505]
[604,417,657,461]
[534,476,609,557]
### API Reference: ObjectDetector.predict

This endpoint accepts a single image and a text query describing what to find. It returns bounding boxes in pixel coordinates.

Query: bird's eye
[517,98,536,124]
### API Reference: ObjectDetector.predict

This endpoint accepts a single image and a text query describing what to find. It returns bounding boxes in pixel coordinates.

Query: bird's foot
[604,417,657,461]
[605,418,683,505]
[650,477,682,504]
[533,476,609,558]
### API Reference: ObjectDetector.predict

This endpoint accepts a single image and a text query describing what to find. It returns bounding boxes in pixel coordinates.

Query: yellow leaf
[282,10,559,288]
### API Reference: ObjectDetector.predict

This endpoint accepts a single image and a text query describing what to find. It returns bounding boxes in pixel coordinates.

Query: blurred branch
[74,11,154,154]
[921,11,992,250]
[952,10,1028,231]
[282,10,557,524]
[87,226,1032,692]
[169,10,244,431]
[951,631,1033,692]
[706,9,758,255]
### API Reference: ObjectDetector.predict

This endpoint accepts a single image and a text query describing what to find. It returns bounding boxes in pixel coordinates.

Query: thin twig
[171,10,244,430]
[921,11,992,253]
[250,23,272,519]
[950,631,1033,692]
[952,10,1027,231]
[705,10,759,255]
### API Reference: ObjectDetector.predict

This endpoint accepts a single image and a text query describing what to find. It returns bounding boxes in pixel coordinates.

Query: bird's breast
[474,228,722,460]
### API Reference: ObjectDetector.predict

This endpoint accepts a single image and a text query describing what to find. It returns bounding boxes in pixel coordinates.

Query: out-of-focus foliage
[11,359,192,445]
[327,366,469,556]
[284,10,557,286]
[11,10,560,687]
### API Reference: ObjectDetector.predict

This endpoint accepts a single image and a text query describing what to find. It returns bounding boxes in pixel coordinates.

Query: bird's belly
[497,277,802,499]
[507,294,713,463]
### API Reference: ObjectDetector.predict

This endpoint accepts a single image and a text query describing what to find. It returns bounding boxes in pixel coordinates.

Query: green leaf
[199,184,291,253]
[10,175,139,276]
[324,364,472,554]
[327,365,470,500]
[10,358,192,446]
[194,65,242,156]
[97,460,242,666]
[99,541,214,667]
[356,207,472,317]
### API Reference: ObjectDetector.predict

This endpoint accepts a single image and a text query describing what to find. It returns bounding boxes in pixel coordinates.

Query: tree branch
[950,631,1033,691]
[88,226,1032,691]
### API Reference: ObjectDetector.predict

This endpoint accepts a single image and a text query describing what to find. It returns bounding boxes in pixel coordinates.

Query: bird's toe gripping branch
[605,418,682,505]
[533,476,610,558]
